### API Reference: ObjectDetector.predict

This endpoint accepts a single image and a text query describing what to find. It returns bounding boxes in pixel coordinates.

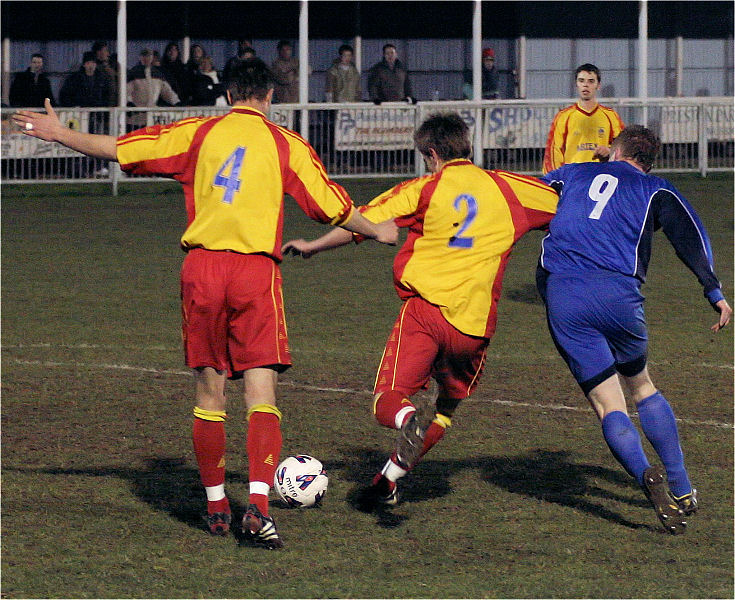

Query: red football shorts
[180,249,291,378]
[374,296,489,400]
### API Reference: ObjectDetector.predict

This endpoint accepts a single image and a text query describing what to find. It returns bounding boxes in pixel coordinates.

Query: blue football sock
[636,391,692,498]
[601,410,650,485]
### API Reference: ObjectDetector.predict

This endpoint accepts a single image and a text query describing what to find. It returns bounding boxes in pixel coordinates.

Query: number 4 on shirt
[214,146,246,204]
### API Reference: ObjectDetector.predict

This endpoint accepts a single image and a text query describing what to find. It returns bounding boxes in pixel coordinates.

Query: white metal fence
[2,98,732,192]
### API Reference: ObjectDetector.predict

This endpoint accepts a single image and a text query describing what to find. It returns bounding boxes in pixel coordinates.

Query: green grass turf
[2,174,733,598]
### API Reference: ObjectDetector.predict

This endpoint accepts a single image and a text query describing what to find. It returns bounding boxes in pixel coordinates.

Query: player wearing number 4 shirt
[537,125,731,534]
[12,58,397,547]
[282,113,559,507]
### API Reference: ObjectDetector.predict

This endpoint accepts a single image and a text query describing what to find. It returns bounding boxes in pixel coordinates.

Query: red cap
[482,48,495,58]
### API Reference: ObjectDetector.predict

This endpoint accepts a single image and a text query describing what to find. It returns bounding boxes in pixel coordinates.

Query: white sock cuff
[394,406,416,430]
[249,481,271,497]
[381,458,408,482]
[205,484,226,502]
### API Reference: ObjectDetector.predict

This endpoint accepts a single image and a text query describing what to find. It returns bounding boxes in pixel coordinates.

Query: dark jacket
[59,68,110,107]
[368,59,411,103]
[190,71,226,106]
[9,69,55,107]
[160,57,191,105]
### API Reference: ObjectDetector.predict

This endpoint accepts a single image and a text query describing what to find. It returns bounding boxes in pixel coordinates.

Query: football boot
[642,465,687,535]
[242,504,284,549]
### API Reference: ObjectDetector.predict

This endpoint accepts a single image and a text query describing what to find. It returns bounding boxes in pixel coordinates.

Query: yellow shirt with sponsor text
[542,103,624,174]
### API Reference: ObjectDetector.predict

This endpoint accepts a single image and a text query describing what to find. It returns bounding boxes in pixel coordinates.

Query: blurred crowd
[7,38,510,109]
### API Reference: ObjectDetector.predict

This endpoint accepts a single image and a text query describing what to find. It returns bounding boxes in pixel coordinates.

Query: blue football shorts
[537,270,648,394]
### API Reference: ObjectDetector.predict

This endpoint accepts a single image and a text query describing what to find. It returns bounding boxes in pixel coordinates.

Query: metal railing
[2,97,732,193]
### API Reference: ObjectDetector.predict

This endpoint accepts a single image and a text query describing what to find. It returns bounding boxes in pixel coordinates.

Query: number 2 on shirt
[448,194,478,248]
[587,174,618,219]
[214,146,246,204]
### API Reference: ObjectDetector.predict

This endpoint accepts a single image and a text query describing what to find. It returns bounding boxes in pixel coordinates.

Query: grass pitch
[2,174,733,598]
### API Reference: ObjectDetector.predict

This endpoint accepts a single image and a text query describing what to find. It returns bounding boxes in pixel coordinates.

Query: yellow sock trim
[247,403,283,422]
[433,413,452,428]
[193,407,227,422]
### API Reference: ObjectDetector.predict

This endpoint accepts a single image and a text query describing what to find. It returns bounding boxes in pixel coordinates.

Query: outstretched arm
[283,227,353,258]
[283,217,397,259]
[12,98,117,160]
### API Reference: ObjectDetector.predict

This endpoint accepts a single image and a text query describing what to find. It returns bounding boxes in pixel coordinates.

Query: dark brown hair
[414,112,471,161]
[611,125,661,172]
[227,57,275,102]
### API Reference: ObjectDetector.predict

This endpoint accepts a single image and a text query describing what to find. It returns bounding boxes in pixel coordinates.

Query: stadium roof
[2,1,733,40]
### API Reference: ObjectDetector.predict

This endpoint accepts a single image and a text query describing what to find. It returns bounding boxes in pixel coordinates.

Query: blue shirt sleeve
[652,185,724,308]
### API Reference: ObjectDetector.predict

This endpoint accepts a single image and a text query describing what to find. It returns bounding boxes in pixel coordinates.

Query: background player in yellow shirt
[542,63,624,174]
[12,59,397,548]
[283,113,558,507]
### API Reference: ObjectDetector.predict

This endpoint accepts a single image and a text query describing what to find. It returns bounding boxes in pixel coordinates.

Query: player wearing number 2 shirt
[282,113,558,507]
[11,58,396,548]
[536,125,731,534]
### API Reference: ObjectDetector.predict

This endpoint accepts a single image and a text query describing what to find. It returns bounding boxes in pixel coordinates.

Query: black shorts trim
[616,354,647,377]
[579,364,617,396]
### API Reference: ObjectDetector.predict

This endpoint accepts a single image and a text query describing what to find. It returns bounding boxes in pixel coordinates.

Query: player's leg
[412,329,489,467]
[372,300,437,432]
[544,274,651,485]
[227,255,290,548]
[182,249,233,534]
[603,282,688,532]
[359,299,438,508]
[241,367,284,549]
[621,367,696,511]
[192,366,232,535]
[585,374,650,485]
[243,368,281,516]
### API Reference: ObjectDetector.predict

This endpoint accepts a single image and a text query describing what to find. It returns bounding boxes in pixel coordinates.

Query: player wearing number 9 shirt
[282,113,558,507]
[12,58,396,548]
[536,125,731,534]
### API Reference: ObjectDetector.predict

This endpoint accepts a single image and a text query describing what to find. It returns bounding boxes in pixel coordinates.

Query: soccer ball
[273,455,328,508]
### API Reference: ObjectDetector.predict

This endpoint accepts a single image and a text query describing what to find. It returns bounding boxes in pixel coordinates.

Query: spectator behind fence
[92,41,119,106]
[462,47,501,100]
[186,44,206,79]
[59,51,111,108]
[368,43,413,104]
[9,53,55,108]
[325,44,361,102]
[127,47,181,108]
[191,56,227,106]
[161,42,192,104]
[542,63,624,174]
[223,39,254,83]
[271,40,300,103]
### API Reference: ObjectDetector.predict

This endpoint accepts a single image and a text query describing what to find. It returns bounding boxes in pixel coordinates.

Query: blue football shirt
[539,161,724,306]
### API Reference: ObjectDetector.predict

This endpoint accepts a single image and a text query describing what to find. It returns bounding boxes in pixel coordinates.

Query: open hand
[11,98,63,142]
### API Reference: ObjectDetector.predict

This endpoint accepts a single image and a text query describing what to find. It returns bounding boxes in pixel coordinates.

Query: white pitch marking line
[11,358,733,430]
[4,343,732,370]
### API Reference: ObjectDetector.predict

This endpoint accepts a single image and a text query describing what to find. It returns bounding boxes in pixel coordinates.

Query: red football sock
[247,411,282,516]
[192,417,229,514]
[374,389,415,429]
[419,421,447,459]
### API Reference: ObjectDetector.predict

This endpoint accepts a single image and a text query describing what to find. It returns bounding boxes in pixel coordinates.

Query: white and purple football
[274,455,328,508]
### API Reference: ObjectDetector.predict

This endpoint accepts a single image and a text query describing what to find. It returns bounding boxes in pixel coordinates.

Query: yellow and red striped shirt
[359,159,558,338]
[542,103,624,174]
[116,107,354,259]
